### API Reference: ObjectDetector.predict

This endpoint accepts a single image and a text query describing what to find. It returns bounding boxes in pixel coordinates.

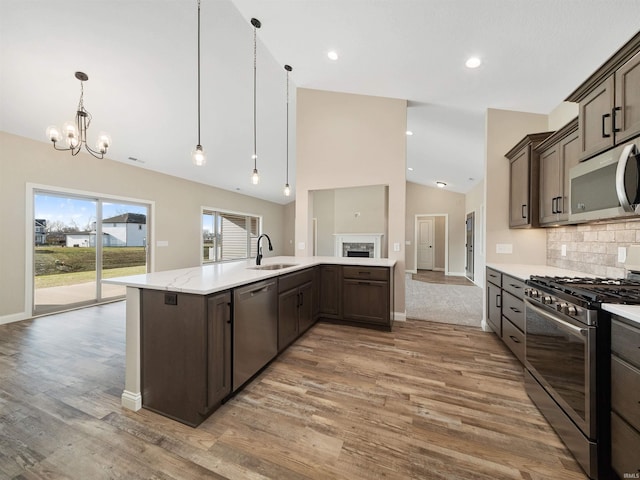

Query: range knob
[527,289,540,298]
[542,296,553,305]
[566,305,578,316]
[557,302,568,313]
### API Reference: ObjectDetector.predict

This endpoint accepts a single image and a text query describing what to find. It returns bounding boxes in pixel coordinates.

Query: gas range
[526,276,640,325]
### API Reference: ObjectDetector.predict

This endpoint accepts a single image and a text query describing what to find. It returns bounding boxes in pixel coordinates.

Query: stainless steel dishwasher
[233,279,278,392]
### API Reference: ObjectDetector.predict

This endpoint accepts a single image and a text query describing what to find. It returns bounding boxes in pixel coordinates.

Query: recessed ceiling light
[408,167,414,171]
[436,181,447,188]
[406,130,413,136]
[465,57,482,69]
[327,50,339,61]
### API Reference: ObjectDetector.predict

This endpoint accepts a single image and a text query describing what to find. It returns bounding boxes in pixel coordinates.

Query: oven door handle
[525,300,587,338]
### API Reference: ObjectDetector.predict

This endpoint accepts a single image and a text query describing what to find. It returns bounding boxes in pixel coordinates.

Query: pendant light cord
[197,0,202,146]
[253,24,257,169]
[286,67,289,184]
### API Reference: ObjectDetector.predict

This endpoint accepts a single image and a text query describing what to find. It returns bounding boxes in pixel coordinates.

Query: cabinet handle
[358,271,371,275]
[556,196,563,214]
[552,197,557,214]
[508,283,521,290]
[509,306,521,313]
[612,106,621,133]
[358,281,371,285]
[602,113,611,138]
[227,302,232,324]
[509,335,521,344]
[496,294,501,308]
[299,292,304,307]
[521,204,527,219]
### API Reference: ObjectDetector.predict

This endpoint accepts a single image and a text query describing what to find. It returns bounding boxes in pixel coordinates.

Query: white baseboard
[121,390,142,411]
[447,271,467,277]
[405,269,417,274]
[480,319,492,332]
[394,311,406,321]
[0,311,29,325]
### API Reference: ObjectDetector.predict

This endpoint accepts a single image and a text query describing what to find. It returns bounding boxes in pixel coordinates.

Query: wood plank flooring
[0,302,587,479]
[412,270,475,287]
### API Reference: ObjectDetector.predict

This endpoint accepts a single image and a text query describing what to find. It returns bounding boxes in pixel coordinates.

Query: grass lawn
[34,246,146,288]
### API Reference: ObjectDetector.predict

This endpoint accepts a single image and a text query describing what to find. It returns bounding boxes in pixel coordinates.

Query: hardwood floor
[412,270,475,287]
[0,302,587,479]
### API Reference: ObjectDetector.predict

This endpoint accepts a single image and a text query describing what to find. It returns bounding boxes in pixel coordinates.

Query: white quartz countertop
[602,304,640,326]
[486,263,595,282]
[103,256,396,295]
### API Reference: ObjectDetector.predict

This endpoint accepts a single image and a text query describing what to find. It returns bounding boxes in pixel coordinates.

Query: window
[202,209,260,263]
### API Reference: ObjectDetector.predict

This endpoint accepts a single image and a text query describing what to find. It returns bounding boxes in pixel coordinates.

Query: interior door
[417,219,434,270]
[465,212,474,281]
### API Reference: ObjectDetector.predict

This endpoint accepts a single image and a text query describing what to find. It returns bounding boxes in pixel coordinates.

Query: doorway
[32,189,150,315]
[414,214,448,273]
[465,211,475,281]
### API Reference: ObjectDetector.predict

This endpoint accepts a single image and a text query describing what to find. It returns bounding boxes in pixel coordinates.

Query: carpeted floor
[405,273,483,327]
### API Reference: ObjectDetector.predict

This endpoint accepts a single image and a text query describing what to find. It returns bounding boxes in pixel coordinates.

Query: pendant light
[250,18,261,185]
[283,64,292,197]
[192,0,206,166]
[46,71,111,159]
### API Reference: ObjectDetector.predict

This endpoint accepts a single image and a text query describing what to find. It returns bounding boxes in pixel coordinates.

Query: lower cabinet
[141,289,231,427]
[342,266,392,329]
[278,268,315,352]
[611,316,640,478]
[319,265,342,318]
[485,267,526,364]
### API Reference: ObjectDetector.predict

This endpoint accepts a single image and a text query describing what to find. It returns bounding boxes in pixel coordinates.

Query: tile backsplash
[547,220,640,277]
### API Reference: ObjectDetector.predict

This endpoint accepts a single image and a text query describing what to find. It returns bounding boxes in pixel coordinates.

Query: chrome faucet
[256,233,273,265]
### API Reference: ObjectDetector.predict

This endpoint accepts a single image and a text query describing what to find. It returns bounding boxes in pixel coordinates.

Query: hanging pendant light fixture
[191,0,206,166]
[283,64,292,197]
[250,17,261,185]
[46,71,111,159]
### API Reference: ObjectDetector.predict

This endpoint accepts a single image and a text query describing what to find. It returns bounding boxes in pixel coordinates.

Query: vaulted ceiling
[1,1,638,203]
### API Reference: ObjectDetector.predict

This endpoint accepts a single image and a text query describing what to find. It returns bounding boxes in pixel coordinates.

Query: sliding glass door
[33,191,149,315]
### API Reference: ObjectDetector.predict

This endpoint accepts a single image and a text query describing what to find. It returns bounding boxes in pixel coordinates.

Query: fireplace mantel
[334,233,384,258]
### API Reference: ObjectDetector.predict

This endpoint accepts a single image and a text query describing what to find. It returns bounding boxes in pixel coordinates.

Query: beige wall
[0,132,288,321]
[283,201,296,256]
[295,88,407,315]
[405,181,466,274]
[485,108,548,265]
[313,189,336,256]
[548,101,579,131]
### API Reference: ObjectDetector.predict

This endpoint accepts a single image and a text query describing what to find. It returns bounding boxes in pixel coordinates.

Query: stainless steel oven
[524,298,597,438]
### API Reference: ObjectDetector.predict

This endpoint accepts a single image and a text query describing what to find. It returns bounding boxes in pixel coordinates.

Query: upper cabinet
[535,118,580,225]
[566,33,640,161]
[505,132,554,228]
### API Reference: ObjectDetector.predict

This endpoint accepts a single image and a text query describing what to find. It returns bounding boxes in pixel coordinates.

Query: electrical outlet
[496,243,513,254]
[618,246,627,263]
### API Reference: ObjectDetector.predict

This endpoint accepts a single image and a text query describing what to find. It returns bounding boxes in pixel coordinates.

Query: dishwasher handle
[237,281,276,300]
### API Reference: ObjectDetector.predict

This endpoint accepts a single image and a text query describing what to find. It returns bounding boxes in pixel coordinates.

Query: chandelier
[46,71,111,159]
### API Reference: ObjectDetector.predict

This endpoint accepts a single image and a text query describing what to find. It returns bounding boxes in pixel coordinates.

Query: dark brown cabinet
[141,289,231,427]
[536,118,580,225]
[486,267,502,336]
[278,268,314,352]
[319,264,342,319]
[506,132,553,228]
[566,35,640,160]
[610,316,640,478]
[342,266,392,329]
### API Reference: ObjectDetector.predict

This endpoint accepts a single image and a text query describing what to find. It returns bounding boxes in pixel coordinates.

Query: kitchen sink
[249,263,298,270]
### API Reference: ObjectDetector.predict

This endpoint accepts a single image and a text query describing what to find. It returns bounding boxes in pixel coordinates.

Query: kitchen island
[104,256,395,424]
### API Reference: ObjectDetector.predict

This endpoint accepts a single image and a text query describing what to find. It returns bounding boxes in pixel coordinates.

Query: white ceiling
[1,1,639,203]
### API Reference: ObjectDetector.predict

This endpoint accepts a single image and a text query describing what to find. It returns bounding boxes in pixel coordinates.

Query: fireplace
[334,234,383,258]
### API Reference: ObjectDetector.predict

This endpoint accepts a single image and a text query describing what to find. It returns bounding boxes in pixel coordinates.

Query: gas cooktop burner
[527,275,640,305]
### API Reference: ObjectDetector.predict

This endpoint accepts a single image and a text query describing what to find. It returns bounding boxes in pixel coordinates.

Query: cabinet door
[509,148,530,227]
[319,265,341,318]
[539,144,560,225]
[579,75,615,160]
[615,50,640,144]
[486,282,501,336]
[298,282,315,334]
[278,288,299,352]
[141,290,207,426]
[342,279,389,325]
[207,291,231,410]
[558,129,580,221]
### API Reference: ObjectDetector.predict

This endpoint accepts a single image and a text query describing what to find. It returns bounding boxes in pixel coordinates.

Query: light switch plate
[496,243,513,254]
[156,240,169,247]
[298,242,305,250]
[393,242,400,252]
[561,244,567,256]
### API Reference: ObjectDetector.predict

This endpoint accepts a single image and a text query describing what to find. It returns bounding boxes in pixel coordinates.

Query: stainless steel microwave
[569,140,640,223]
